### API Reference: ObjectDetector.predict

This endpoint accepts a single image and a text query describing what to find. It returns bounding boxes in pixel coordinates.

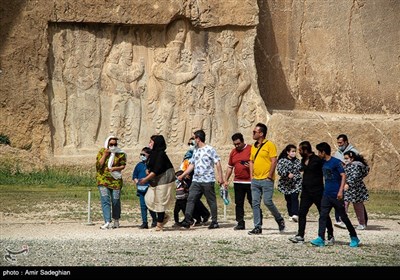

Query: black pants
[297,191,333,238]
[174,199,187,223]
[234,183,252,225]
[156,212,165,223]
[284,192,299,217]
[174,197,210,223]
[193,197,210,222]
[319,195,357,239]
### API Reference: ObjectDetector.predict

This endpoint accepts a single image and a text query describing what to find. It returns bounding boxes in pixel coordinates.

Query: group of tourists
[95,125,369,247]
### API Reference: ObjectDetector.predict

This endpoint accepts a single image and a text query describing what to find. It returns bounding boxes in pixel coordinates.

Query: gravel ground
[1,215,399,267]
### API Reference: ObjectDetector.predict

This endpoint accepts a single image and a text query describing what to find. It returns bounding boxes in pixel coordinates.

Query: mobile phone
[240,160,248,165]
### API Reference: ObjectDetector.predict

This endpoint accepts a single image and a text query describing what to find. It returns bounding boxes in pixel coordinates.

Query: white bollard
[223,204,227,221]
[85,189,95,226]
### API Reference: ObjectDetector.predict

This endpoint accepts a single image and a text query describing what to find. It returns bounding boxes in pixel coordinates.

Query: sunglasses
[109,143,118,147]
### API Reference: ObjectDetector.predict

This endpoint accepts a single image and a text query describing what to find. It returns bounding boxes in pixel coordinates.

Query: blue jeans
[137,190,156,224]
[98,186,121,223]
[251,179,283,228]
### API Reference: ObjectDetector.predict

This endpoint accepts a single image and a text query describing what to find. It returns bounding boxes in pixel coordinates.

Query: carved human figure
[213,31,251,144]
[173,49,206,142]
[49,30,68,153]
[187,55,215,143]
[150,46,199,142]
[63,30,101,148]
[105,42,145,146]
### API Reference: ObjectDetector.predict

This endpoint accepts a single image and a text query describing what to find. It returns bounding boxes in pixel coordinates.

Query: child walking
[132,147,157,229]
[173,170,190,227]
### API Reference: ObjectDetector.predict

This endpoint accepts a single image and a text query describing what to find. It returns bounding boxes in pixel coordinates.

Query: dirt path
[1,216,399,267]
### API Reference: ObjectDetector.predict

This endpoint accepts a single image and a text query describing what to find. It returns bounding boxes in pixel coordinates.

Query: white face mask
[109,146,118,153]
[289,151,296,158]
[344,159,350,165]
[140,155,147,162]
[189,145,195,151]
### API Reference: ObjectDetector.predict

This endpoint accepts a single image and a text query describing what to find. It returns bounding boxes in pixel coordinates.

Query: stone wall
[257,0,399,113]
[0,0,399,190]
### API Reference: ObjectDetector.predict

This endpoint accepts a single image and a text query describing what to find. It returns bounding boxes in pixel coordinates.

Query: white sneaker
[356,224,366,230]
[334,221,346,229]
[100,222,112,230]
[113,219,120,229]
[325,236,335,246]
[291,215,299,222]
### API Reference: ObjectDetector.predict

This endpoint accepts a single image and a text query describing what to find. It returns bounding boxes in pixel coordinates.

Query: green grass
[0,166,139,222]
[0,167,399,222]
[0,165,95,187]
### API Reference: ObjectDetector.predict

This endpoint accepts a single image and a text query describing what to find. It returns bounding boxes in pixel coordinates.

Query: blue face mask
[140,155,147,162]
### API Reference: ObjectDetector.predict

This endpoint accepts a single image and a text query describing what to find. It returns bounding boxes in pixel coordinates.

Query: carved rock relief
[48,19,267,155]
[104,40,145,147]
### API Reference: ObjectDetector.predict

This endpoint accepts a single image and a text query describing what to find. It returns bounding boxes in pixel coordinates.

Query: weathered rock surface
[0,0,399,190]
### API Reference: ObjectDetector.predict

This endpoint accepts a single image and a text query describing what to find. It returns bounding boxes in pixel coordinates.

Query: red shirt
[228,144,252,183]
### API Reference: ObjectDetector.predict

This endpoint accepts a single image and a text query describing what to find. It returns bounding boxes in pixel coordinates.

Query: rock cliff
[0,0,399,190]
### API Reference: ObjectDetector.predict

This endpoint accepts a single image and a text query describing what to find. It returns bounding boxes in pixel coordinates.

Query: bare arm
[215,161,224,185]
[269,156,277,179]
[138,171,156,185]
[249,161,254,181]
[99,149,110,166]
[224,166,233,188]
[177,164,195,181]
[337,172,346,200]
[109,165,125,172]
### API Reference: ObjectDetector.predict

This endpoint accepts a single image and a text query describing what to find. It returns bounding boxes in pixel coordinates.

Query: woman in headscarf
[96,136,126,229]
[139,135,175,231]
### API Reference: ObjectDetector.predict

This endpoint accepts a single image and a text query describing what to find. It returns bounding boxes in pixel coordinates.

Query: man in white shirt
[177,129,224,229]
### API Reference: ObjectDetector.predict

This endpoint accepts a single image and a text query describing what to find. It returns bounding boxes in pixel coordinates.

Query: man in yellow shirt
[248,123,285,235]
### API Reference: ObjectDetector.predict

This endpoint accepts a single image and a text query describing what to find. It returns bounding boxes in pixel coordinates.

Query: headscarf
[151,135,167,152]
[104,135,125,179]
[184,150,193,160]
[147,135,173,175]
